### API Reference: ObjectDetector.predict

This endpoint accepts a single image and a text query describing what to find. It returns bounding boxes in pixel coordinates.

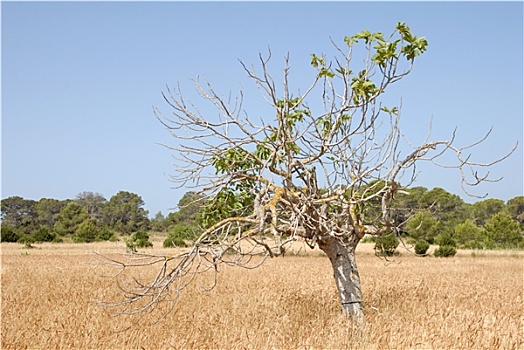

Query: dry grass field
[1,239,523,349]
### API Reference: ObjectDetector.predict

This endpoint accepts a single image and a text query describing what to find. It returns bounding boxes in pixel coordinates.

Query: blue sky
[2,1,523,216]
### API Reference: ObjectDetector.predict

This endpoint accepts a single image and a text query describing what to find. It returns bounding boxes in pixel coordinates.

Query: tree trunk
[318,235,364,324]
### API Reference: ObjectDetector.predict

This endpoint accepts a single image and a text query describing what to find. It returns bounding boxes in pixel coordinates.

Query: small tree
[1,196,38,235]
[32,226,57,243]
[472,198,506,226]
[506,196,524,225]
[102,191,150,234]
[374,232,399,257]
[0,225,20,243]
[150,211,168,232]
[434,245,457,257]
[101,23,515,325]
[482,212,523,249]
[454,220,482,249]
[125,231,153,251]
[434,234,457,257]
[75,191,107,221]
[163,224,198,248]
[54,202,89,236]
[73,219,100,243]
[414,240,430,255]
[406,210,441,244]
[97,228,118,242]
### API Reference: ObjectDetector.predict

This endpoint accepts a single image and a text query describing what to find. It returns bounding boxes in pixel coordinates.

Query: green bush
[52,235,64,243]
[126,231,153,251]
[0,225,20,243]
[463,240,484,250]
[73,219,99,243]
[32,227,56,242]
[436,234,457,247]
[164,235,188,248]
[405,237,418,245]
[17,235,36,248]
[482,212,523,249]
[97,228,118,242]
[414,240,430,255]
[374,233,399,257]
[163,224,198,248]
[434,245,457,257]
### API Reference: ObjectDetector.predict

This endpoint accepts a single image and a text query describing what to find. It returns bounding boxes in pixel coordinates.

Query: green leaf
[310,53,325,68]
[335,68,352,76]
[344,35,358,47]
[318,67,335,78]
[381,106,399,115]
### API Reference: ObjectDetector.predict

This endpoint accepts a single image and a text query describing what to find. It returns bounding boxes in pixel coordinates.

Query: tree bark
[318,235,364,324]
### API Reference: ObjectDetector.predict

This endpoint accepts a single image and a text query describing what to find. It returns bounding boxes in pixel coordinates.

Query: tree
[0,224,20,243]
[472,198,505,226]
[150,211,168,232]
[35,198,67,229]
[163,192,205,247]
[418,187,467,234]
[1,196,38,235]
[405,210,440,243]
[166,191,206,227]
[54,202,89,236]
[101,23,515,325]
[163,223,198,248]
[506,196,524,225]
[434,233,457,257]
[414,240,430,255]
[482,212,523,249]
[125,231,153,251]
[32,226,58,242]
[75,191,107,221]
[374,232,399,257]
[388,186,428,229]
[453,219,482,249]
[102,191,150,234]
[73,219,100,243]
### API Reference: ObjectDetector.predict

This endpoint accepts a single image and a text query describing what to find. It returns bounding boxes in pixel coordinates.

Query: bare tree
[100,23,516,325]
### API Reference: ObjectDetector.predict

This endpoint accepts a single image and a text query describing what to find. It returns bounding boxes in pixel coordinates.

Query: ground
[1,239,523,349]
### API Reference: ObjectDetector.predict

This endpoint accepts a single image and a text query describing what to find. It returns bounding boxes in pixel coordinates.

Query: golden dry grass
[1,241,523,349]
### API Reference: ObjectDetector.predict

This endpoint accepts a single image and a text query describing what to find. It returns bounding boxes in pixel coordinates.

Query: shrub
[414,240,430,255]
[32,227,56,242]
[434,245,457,257]
[454,220,481,248]
[482,212,523,249]
[73,219,99,243]
[97,228,118,242]
[164,236,188,248]
[463,240,484,250]
[405,236,417,245]
[126,231,153,251]
[52,235,64,243]
[436,234,457,247]
[164,224,198,248]
[374,233,399,257]
[17,235,36,248]
[0,226,20,243]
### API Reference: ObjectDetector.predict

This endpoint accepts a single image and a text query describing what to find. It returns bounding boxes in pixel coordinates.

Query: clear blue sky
[2,1,523,217]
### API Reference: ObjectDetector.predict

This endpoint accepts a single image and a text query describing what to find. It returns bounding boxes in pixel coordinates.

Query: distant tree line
[1,191,150,243]
[1,188,523,249]
[397,187,523,250]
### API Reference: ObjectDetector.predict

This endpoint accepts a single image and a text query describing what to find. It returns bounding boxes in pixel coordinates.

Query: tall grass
[1,242,522,349]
